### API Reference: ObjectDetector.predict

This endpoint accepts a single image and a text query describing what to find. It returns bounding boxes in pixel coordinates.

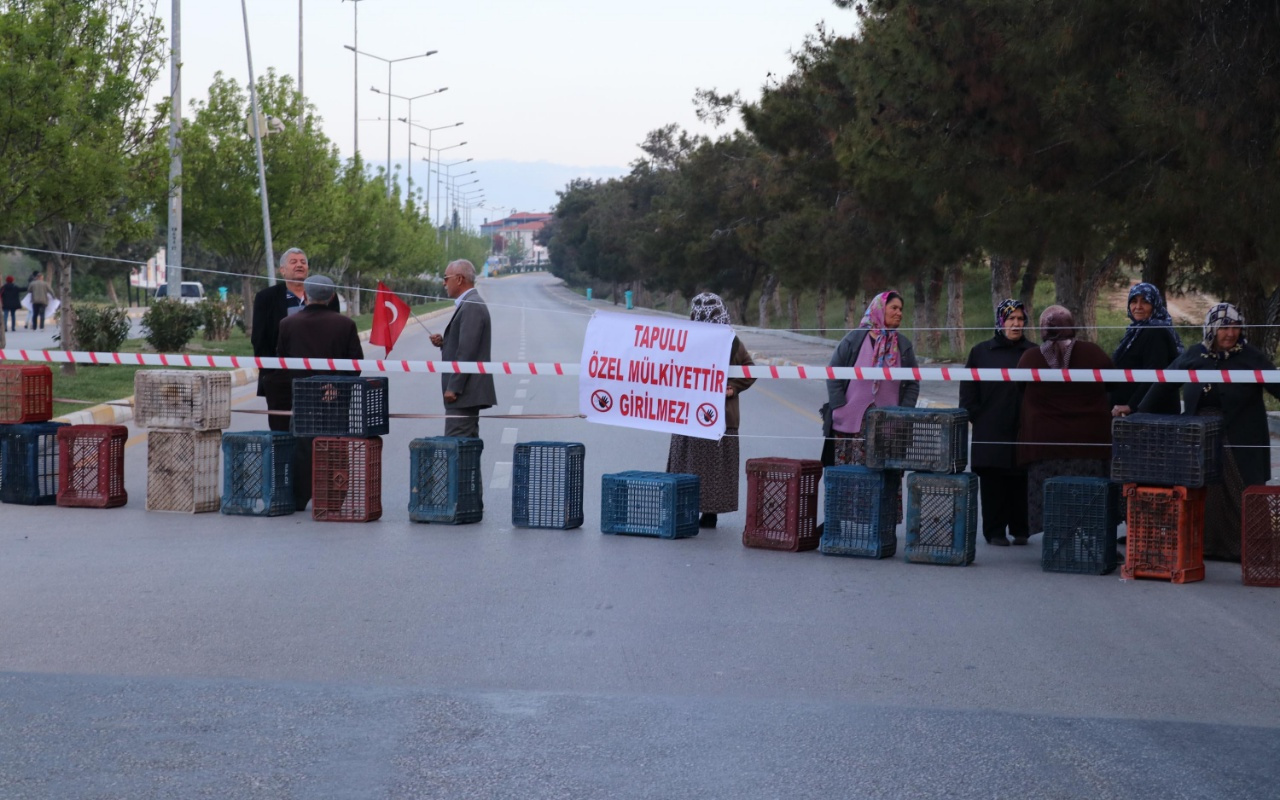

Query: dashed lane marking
[491,461,512,490]
[501,427,518,444]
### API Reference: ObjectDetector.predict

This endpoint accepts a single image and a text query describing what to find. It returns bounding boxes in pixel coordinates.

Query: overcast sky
[158,1,856,170]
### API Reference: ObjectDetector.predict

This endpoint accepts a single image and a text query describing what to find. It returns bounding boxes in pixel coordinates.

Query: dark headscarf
[1114,282,1183,361]
[1039,305,1076,369]
[690,292,731,325]
[1202,302,1246,359]
[994,298,1025,339]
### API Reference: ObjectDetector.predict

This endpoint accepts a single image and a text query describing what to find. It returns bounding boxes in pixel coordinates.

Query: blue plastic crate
[220,431,296,516]
[1111,413,1222,488]
[0,422,66,505]
[601,471,700,539]
[865,407,969,473]
[291,376,390,437]
[905,472,978,565]
[1041,477,1119,575]
[409,437,484,524]
[819,465,900,558]
[513,441,585,529]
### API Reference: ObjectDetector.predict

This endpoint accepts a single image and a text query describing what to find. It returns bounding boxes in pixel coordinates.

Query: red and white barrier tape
[4,349,1280,383]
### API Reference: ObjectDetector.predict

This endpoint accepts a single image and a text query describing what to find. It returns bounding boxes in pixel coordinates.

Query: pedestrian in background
[1110,282,1183,418]
[1016,305,1113,541]
[429,259,496,439]
[666,293,756,529]
[1,276,21,332]
[27,273,51,331]
[960,299,1037,546]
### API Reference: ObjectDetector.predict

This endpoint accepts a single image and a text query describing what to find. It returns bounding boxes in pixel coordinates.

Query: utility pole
[242,0,275,284]
[166,0,182,300]
[297,0,303,102]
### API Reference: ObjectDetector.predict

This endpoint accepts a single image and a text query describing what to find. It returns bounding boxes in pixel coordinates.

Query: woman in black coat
[960,299,1037,546]
[1110,282,1183,417]
[1138,303,1280,561]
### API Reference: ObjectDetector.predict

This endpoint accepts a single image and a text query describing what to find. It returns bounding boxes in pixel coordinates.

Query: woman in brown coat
[1015,305,1113,542]
[666,293,756,528]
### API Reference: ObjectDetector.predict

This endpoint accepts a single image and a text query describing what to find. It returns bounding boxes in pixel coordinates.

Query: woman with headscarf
[1015,305,1114,542]
[1137,303,1280,561]
[666,293,756,529]
[960,299,1037,546]
[1110,283,1184,418]
[821,291,920,468]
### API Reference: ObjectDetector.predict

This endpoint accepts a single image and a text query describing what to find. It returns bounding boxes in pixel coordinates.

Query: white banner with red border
[578,312,735,440]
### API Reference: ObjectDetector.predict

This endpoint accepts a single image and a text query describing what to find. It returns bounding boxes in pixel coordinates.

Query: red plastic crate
[743,458,823,552]
[1242,487,1280,587]
[0,364,53,424]
[56,425,128,508]
[1121,484,1205,584]
[312,436,382,522]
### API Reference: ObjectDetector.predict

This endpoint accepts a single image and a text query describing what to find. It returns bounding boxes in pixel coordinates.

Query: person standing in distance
[251,248,338,432]
[277,275,363,510]
[428,259,496,438]
[27,273,51,331]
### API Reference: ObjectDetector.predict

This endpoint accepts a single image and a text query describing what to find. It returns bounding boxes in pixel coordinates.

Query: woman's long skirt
[667,428,741,513]
[1026,458,1109,534]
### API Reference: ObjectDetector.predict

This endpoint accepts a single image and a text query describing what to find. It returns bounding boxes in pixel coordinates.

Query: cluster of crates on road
[3,363,1279,586]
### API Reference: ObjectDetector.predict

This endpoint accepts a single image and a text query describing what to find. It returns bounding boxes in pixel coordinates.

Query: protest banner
[579,312,735,440]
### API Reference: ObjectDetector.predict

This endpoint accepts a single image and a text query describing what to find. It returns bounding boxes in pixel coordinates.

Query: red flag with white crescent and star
[370,282,411,356]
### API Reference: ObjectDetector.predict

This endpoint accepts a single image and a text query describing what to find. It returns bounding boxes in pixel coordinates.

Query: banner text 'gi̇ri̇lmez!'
[579,312,735,440]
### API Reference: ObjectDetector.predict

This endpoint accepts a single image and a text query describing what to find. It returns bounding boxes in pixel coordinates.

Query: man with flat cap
[278,275,364,510]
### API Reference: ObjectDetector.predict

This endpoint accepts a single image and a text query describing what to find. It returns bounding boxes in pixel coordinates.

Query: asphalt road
[1,273,1277,799]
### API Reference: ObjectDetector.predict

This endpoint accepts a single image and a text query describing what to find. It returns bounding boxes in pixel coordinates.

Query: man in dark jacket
[251,248,339,431]
[1,276,21,332]
[428,259,496,438]
[277,274,363,509]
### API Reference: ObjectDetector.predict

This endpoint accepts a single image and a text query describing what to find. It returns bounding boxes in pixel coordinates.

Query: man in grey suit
[429,259,496,438]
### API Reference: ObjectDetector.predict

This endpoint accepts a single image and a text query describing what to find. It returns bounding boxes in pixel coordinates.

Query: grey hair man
[428,259,496,438]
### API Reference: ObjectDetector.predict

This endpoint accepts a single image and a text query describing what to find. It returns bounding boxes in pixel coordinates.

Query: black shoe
[986,536,1010,547]
[1011,536,1029,546]
[699,513,717,529]
[1116,535,1127,545]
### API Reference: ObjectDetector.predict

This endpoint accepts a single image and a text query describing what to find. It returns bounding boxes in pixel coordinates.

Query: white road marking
[519,378,529,385]
[491,460,512,490]
[501,427,518,444]
[509,405,523,415]
[514,389,527,399]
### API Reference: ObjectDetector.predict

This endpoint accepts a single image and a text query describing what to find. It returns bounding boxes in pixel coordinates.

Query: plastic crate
[133,370,232,431]
[512,441,584,529]
[408,437,485,524]
[56,425,128,508]
[904,472,978,565]
[818,465,900,558]
[741,458,823,551]
[313,436,382,522]
[0,422,67,505]
[601,471,700,539]
[221,431,296,517]
[146,429,221,513]
[1041,477,1120,575]
[1111,413,1223,488]
[0,364,53,424]
[1121,484,1205,584]
[1241,487,1280,587]
[865,407,969,474]
[292,376,389,437]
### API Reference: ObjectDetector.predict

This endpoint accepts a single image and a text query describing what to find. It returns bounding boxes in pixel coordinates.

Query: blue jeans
[31,303,45,330]
[2,308,14,331]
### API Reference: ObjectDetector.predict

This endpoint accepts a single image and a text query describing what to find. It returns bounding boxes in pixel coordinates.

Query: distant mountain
[386,159,628,219]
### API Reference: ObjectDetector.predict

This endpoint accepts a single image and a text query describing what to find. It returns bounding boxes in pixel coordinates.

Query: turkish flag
[370,282,411,355]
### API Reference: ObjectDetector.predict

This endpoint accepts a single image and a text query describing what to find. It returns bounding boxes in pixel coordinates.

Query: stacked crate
[1241,487,1280,587]
[409,436,484,524]
[512,441,585,530]
[743,458,823,552]
[857,407,974,565]
[0,364,60,506]
[221,431,297,516]
[1112,413,1221,584]
[1041,477,1122,575]
[292,376,388,523]
[135,370,231,513]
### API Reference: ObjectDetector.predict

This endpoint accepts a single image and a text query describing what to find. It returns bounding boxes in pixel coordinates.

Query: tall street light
[405,119,462,213]
[343,45,437,196]
[371,85,446,191]
[433,142,468,226]
[419,153,470,227]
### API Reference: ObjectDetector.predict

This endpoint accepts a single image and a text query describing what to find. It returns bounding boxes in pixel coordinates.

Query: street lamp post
[343,45,437,196]
[372,86,446,191]
[405,119,462,215]
[433,142,469,227]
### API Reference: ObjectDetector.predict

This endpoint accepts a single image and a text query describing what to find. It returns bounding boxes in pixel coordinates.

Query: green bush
[66,303,131,352]
[142,299,202,353]
[196,296,243,341]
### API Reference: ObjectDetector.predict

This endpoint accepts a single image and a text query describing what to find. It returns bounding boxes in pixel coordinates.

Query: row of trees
[542,0,1280,356]
[0,0,481,352]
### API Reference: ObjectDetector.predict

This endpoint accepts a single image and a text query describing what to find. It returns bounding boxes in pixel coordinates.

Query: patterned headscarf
[1202,303,1246,356]
[690,292,731,325]
[994,298,1026,338]
[1039,305,1076,369]
[859,291,902,368]
[1114,282,1183,361]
